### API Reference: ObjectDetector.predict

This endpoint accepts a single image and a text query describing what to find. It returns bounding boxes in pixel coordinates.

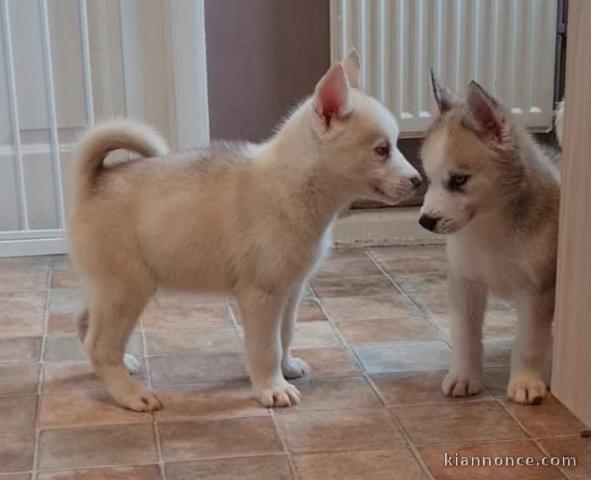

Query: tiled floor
[0,246,590,479]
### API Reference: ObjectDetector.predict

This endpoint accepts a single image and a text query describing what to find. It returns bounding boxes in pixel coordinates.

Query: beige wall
[204,0,330,141]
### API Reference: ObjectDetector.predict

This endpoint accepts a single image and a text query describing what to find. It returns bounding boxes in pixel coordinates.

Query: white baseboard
[0,237,68,258]
[333,207,444,247]
[0,208,440,258]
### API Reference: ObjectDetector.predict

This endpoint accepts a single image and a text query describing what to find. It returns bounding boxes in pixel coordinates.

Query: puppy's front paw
[507,374,547,405]
[115,388,163,412]
[256,380,301,408]
[442,370,483,397]
[282,355,311,379]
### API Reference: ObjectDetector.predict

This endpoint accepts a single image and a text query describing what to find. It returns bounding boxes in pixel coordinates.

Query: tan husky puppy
[419,74,560,405]
[68,50,422,411]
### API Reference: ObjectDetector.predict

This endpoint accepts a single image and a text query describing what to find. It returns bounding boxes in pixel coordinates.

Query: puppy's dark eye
[374,142,390,158]
[449,174,470,191]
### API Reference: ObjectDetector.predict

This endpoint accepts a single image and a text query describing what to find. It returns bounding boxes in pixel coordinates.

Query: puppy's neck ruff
[252,101,354,233]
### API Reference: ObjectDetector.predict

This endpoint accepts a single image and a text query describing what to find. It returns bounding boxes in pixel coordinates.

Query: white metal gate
[0,0,209,257]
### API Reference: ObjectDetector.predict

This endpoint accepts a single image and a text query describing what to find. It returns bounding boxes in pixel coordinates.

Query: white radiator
[330,0,558,136]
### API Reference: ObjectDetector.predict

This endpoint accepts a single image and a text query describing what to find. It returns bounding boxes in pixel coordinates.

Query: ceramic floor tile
[411,290,449,316]
[39,391,153,428]
[46,312,77,335]
[283,376,382,411]
[0,312,44,338]
[418,440,566,479]
[290,321,343,349]
[145,327,242,356]
[141,303,232,330]
[503,395,588,437]
[0,363,40,396]
[295,298,328,322]
[155,381,267,421]
[42,360,141,393]
[311,275,394,298]
[158,416,283,462]
[290,347,361,378]
[276,409,405,454]
[38,424,158,470]
[35,465,162,480]
[431,309,518,341]
[293,448,429,480]
[0,256,49,274]
[0,396,37,432]
[483,339,513,367]
[369,246,447,275]
[165,455,292,480]
[320,294,415,322]
[391,400,526,446]
[0,431,35,473]
[49,268,82,289]
[394,272,447,295]
[371,371,491,406]
[312,249,382,279]
[354,341,450,374]
[47,289,84,313]
[0,250,586,478]
[337,317,437,344]
[483,366,511,397]
[0,291,46,313]
[539,436,591,480]
[149,352,247,388]
[44,332,142,362]
[0,269,47,292]
[0,337,42,363]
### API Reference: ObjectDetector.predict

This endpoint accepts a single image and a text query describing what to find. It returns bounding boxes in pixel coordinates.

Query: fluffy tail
[74,119,169,196]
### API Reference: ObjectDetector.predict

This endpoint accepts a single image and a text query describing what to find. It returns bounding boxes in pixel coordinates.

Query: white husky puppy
[68,50,421,411]
[419,73,560,405]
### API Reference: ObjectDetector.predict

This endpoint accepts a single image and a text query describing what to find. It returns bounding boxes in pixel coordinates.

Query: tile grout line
[138,314,166,480]
[269,410,300,480]
[533,437,574,480]
[307,250,436,480]
[32,263,53,475]
[359,248,437,480]
[363,248,451,348]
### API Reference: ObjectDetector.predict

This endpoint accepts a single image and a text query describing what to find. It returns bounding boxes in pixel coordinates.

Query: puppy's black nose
[410,176,422,189]
[419,214,439,231]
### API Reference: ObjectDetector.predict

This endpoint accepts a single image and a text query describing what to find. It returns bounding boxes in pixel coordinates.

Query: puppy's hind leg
[78,307,139,375]
[281,283,310,379]
[442,275,487,397]
[85,284,161,411]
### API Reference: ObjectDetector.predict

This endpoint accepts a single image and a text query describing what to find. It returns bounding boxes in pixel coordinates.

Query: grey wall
[205,0,330,141]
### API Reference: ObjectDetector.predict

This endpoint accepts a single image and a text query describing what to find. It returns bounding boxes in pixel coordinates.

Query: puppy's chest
[449,240,525,298]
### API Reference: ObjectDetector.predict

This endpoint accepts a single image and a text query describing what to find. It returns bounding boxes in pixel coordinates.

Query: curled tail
[75,119,169,196]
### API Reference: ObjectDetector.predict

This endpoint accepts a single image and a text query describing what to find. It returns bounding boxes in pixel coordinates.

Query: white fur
[421,81,559,405]
[68,51,420,411]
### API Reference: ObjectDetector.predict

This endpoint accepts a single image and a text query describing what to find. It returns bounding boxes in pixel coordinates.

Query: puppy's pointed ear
[431,69,455,113]
[464,81,505,142]
[313,64,352,129]
[342,48,361,88]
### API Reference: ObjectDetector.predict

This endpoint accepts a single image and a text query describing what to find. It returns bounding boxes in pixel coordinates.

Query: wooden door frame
[551,0,591,426]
